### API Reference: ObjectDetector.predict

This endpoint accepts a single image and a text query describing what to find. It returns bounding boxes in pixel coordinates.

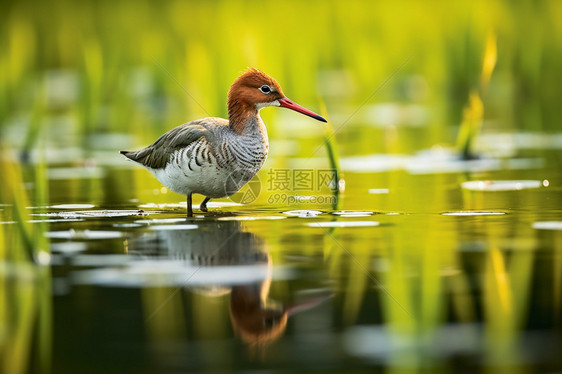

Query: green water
[3,149,559,373]
[2,0,562,372]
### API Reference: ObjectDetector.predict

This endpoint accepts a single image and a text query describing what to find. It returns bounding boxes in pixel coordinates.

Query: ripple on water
[139,201,242,209]
[134,218,187,224]
[307,221,380,228]
[50,204,95,209]
[138,203,186,209]
[45,230,124,240]
[28,218,86,223]
[332,211,374,217]
[51,241,88,254]
[149,224,198,231]
[341,150,543,175]
[35,210,149,219]
[217,216,287,221]
[441,211,507,216]
[112,223,144,228]
[71,261,285,288]
[461,180,543,191]
[282,210,323,217]
[48,167,105,180]
[197,202,242,208]
[368,188,390,194]
[533,221,562,230]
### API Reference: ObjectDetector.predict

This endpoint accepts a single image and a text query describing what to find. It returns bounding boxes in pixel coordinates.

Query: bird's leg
[200,196,211,212]
[187,193,193,217]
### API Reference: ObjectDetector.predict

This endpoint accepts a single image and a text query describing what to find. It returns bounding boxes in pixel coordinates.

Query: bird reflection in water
[132,220,330,346]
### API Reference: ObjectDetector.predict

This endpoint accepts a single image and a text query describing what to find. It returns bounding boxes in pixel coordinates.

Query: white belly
[148,142,266,198]
[151,162,235,198]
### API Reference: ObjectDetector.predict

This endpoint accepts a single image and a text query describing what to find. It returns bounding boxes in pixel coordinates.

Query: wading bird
[121,68,326,216]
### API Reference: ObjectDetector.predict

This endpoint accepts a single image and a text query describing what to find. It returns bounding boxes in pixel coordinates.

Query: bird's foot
[200,197,211,213]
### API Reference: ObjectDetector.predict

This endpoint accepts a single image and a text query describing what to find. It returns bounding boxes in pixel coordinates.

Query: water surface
[23,152,559,373]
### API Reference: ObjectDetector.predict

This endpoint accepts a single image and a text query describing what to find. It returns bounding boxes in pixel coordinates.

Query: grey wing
[120,120,217,169]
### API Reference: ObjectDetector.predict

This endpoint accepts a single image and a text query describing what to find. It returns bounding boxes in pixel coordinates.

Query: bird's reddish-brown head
[227,68,327,130]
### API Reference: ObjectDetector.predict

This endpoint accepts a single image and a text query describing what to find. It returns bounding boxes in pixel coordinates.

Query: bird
[120,68,327,216]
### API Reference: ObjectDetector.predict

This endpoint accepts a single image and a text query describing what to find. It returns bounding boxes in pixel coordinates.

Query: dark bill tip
[278,97,327,123]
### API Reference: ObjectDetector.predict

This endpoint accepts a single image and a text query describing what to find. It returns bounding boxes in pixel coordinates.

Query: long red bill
[278,97,327,123]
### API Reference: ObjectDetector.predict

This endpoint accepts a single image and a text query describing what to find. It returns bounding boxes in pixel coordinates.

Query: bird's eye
[259,85,272,94]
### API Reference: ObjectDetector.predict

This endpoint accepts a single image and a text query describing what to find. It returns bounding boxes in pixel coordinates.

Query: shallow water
[3,0,562,371]
[3,144,560,373]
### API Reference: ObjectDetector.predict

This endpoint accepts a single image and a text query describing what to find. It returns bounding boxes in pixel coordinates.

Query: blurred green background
[1,0,562,155]
[2,1,562,373]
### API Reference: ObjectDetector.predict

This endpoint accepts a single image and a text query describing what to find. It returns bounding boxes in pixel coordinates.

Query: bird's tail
[120,150,134,159]
[120,150,144,163]
[119,148,157,168]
